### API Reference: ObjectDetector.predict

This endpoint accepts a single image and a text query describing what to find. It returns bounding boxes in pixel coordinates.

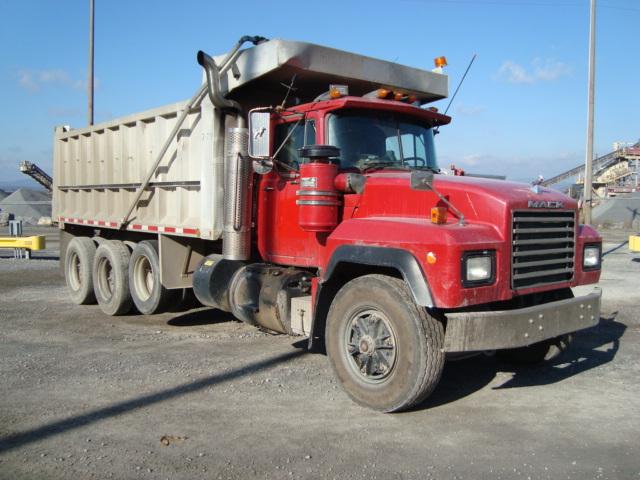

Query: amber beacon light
[434,56,448,68]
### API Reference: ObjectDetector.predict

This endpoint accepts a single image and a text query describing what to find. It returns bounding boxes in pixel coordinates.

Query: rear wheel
[326,274,445,412]
[64,237,97,305]
[129,240,175,314]
[92,240,133,316]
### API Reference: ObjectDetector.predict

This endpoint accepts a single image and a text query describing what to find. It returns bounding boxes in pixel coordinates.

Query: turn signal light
[431,206,448,224]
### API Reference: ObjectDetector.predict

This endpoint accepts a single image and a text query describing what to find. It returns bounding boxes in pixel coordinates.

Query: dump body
[53,99,224,239]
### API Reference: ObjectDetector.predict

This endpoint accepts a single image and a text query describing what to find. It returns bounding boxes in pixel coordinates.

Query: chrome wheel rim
[344,308,397,383]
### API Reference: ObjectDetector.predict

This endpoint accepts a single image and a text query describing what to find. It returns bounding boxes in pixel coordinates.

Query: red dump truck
[54,36,602,412]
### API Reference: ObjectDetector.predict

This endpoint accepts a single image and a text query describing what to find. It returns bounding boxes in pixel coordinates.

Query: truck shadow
[493,315,625,390]
[167,308,236,327]
[602,240,629,256]
[0,349,305,455]
[422,315,626,409]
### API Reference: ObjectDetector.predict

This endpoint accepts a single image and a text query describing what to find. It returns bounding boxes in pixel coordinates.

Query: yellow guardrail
[0,236,46,250]
[630,235,640,252]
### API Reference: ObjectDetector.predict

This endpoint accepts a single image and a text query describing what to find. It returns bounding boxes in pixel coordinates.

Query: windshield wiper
[412,165,440,173]
[360,161,398,173]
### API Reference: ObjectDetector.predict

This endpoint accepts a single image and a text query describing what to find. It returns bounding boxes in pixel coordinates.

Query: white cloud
[532,58,572,81]
[497,58,571,85]
[17,69,87,92]
[497,61,534,84]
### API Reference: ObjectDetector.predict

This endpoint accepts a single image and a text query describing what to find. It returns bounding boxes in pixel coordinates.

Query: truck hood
[352,171,577,233]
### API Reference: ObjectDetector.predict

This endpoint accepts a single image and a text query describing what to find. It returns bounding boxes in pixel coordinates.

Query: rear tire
[129,240,175,314]
[92,240,133,316]
[325,274,445,412]
[64,236,97,305]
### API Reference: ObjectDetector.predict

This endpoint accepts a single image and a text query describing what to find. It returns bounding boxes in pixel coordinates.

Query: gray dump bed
[53,39,448,239]
[216,39,448,106]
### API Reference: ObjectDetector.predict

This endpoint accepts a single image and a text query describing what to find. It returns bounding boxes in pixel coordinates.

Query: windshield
[327,110,438,172]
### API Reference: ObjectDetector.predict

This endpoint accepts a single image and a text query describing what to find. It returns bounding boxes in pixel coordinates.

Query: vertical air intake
[223,127,252,260]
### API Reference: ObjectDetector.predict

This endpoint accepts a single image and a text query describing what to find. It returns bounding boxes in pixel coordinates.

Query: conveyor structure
[19,161,53,192]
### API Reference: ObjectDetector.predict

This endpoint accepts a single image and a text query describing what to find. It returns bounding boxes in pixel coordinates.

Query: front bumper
[443,289,601,352]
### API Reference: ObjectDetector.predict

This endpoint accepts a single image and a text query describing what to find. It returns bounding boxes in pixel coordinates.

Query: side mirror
[248,110,271,159]
[410,170,434,190]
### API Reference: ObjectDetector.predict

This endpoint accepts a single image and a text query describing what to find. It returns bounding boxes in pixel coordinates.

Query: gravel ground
[0,227,639,479]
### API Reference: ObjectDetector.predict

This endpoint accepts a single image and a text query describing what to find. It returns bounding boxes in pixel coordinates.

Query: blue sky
[0,0,638,186]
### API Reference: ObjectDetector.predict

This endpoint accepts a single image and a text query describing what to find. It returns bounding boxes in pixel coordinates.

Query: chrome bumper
[443,289,602,352]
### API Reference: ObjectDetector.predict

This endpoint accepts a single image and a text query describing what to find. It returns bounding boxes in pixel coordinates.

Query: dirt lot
[0,227,639,479]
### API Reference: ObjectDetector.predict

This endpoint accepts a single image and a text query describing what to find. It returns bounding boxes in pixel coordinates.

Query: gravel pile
[0,188,51,224]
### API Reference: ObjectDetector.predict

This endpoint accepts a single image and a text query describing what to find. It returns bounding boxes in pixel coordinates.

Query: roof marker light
[432,56,448,74]
[434,56,448,68]
[329,84,349,99]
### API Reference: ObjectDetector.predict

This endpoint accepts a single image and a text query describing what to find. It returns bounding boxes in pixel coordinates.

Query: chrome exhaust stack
[197,36,268,260]
[222,126,251,260]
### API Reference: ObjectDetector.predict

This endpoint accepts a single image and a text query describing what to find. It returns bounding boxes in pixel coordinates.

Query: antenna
[278,74,298,110]
[435,53,477,134]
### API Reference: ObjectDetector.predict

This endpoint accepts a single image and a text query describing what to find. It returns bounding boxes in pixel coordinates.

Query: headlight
[583,244,601,270]
[462,251,495,287]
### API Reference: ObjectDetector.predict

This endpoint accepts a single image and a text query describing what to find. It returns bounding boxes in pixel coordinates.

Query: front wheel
[325,274,444,412]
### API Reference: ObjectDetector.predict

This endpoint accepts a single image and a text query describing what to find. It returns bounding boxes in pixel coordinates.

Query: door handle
[264,186,274,191]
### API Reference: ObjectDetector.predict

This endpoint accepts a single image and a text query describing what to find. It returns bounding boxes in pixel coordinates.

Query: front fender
[323,245,433,307]
[321,217,505,308]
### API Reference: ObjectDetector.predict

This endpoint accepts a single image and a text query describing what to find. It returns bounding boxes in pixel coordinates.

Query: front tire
[92,240,133,316]
[128,240,175,314]
[325,274,444,412]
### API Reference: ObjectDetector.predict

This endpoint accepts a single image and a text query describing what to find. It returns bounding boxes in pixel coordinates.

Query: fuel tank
[193,255,312,334]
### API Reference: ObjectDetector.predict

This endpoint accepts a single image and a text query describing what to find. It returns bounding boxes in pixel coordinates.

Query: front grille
[511,210,575,289]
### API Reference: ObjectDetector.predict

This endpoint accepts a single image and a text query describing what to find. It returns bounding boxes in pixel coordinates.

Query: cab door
[256,117,318,266]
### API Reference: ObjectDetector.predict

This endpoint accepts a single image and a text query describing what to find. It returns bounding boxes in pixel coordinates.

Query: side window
[401,134,420,158]
[274,119,316,168]
[305,120,316,146]
[385,135,400,160]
